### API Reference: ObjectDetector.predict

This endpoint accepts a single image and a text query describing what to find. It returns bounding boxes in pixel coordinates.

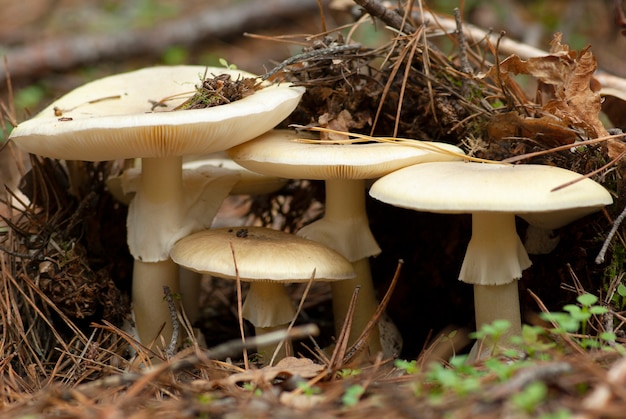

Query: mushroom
[170,226,355,364]
[9,66,304,350]
[106,155,288,326]
[228,129,465,356]
[369,161,613,358]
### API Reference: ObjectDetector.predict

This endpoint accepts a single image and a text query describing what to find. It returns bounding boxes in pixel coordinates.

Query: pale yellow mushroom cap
[228,129,465,180]
[371,161,613,286]
[170,226,356,282]
[370,161,612,226]
[10,66,305,161]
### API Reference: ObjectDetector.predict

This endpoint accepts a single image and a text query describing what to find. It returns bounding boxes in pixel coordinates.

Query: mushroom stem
[131,156,184,349]
[460,212,531,286]
[242,281,296,363]
[133,259,180,347]
[473,281,522,349]
[461,212,530,358]
[299,179,382,355]
[330,258,382,355]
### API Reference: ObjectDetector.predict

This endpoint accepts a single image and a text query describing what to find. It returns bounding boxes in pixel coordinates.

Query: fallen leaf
[222,357,324,386]
[486,33,608,146]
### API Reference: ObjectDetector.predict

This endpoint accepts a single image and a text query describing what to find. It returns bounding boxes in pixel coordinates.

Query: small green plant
[425,358,482,399]
[242,382,262,396]
[342,384,365,407]
[510,381,548,414]
[541,293,611,350]
[509,325,555,359]
[394,359,418,375]
[296,381,321,397]
[338,368,362,378]
[218,58,238,70]
[470,319,512,356]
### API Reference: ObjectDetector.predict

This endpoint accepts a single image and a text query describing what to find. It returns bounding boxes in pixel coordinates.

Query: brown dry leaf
[319,109,356,141]
[485,111,579,147]
[487,33,608,143]
[221,357,324,386]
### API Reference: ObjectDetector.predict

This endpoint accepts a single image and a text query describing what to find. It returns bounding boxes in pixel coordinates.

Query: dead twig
[0,0,321,83]
[596,202,626,264]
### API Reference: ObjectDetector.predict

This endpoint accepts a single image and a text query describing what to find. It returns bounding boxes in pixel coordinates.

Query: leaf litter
[1,0,626,417]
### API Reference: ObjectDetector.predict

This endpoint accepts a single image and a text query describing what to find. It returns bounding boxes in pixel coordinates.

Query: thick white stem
[474,282,522,341]
[131,157,183,350]
[133,260,180,348]
[462,212,530,360]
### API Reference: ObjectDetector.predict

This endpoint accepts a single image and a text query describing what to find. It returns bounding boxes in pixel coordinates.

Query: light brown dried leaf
[222,357,324,385]
[488,33,607,140]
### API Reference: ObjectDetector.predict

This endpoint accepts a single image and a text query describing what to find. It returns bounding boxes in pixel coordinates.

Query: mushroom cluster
[229,129,466,357]
[9,66,304,351]
[9,64,615,367]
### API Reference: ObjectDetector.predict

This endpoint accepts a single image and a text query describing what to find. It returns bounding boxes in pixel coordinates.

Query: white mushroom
[229,129,465,356]
[370,161,613,359]
[9,66,304,350]
[170,226,355,364]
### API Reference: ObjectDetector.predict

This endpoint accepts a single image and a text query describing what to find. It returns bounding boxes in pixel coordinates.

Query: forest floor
[1,0,626,417]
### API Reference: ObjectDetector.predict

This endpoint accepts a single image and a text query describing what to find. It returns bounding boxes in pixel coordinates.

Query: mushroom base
[470,281,523,360]
[331,258,383,357]
[254,324,293,366]
[132,259,180,350]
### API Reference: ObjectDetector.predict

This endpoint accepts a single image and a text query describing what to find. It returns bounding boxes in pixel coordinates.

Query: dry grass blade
[230,241,249,370]
[327,285,360,372]
[343,259,403,365]
[269,269,317,366]
[291,124,497,163]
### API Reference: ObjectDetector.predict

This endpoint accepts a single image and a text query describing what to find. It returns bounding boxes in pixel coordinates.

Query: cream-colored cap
[370,161,612,227]
[228,129,465,180]
[171,226,356,282]
[10,66,305,161]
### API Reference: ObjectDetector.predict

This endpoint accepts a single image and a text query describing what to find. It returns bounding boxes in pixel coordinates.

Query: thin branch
[596,203,626,264]
[352,0,416,34]
[0,0,320,83]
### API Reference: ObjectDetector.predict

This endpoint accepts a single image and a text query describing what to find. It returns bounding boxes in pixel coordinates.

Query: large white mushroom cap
[370,161,613,226]
[10,66,305,160]
[228,129,465,180]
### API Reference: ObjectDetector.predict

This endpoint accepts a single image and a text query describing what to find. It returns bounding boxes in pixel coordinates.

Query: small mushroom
[229,129,464,356]
[370,161,613,359]
[9,66,304,350]
[170,226,355,364]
